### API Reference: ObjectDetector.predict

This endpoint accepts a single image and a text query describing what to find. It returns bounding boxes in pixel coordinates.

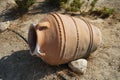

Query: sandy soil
[0,0,120,80]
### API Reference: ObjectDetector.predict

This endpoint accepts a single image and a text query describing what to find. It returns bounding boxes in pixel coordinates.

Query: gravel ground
[0,0,120,80]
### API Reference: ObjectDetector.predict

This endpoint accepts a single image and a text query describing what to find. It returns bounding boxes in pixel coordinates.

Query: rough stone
[68,59,87,74]
[0,0,16,14]
[0,21,10,32]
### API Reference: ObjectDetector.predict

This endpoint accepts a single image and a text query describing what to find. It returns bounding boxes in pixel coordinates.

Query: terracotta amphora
[28,13,102,65]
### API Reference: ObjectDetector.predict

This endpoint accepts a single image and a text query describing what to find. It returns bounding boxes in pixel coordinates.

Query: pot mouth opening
[28,25,37,54]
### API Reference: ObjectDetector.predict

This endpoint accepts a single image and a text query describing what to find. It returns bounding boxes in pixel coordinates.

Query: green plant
[47,0,85,12]
[102,7,114,15]
[15,0,35,13]
[90,7,115,18]
[66,0,85,12]
[47,0,114,18]
[89,0,98,12]
[100,7,114,18]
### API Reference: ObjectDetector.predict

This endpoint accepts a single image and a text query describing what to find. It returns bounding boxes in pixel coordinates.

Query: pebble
[68,59,87,74]
[0,21,10,32]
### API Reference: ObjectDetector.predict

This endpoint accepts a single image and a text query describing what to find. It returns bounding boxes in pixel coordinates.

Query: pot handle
[36,21,50,31]
[32,41,45,57]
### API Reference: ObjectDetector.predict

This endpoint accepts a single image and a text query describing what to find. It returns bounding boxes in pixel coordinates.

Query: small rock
[68,59,87,74]
[0,21,10,32]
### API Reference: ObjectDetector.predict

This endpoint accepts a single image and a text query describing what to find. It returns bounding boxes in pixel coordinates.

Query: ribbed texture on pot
[28,13,102,65]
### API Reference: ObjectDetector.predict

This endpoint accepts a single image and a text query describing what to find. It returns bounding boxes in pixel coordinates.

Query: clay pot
[28,13,102,65]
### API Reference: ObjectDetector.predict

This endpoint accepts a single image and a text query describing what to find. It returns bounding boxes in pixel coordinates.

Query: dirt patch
[0,0,120,80]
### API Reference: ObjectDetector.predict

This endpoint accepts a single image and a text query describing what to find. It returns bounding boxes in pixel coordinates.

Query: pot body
[28,13,102,65]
